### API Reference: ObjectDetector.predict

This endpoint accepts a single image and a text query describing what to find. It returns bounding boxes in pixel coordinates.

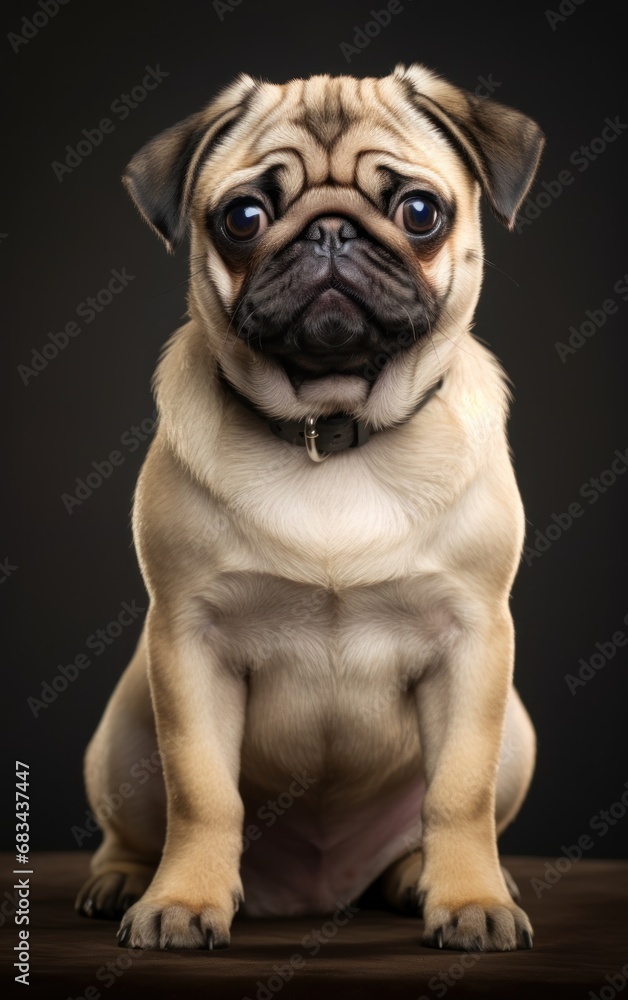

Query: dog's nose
[305,216,358,255]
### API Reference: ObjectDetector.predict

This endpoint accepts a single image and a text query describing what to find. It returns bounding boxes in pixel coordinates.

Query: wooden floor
[2,853,627,998]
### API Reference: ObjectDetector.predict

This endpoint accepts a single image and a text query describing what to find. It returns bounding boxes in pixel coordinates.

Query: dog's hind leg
[75,629,166,919]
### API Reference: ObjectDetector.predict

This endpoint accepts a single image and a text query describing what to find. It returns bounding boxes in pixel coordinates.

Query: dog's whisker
[215,298,263,364]
[425,315,442,367]
[236,308,261,339]
[467,250,520,287]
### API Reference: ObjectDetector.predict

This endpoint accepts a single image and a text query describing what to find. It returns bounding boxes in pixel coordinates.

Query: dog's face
[124,65,543,414]
[207,180,446,379]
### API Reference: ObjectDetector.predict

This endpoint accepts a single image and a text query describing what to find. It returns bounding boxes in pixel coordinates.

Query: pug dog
[76,63,544,953]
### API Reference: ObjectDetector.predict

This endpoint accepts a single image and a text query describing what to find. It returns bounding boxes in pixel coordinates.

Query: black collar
[218,367,443,455]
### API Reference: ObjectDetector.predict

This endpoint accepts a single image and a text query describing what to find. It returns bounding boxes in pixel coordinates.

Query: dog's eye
[394,196,439,236]
[224,202,269,242]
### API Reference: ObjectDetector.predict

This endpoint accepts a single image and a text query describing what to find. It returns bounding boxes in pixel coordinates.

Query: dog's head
[124,65,543,422]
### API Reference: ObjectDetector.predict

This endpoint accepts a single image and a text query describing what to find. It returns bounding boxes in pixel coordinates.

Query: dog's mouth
[259,286,382,378]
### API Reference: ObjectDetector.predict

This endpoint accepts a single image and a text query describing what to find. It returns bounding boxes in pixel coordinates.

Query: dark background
[2,0,626,859]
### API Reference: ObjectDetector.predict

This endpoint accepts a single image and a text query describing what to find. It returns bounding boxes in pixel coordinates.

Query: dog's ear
[395,64,545,230]
[123,74,257,252]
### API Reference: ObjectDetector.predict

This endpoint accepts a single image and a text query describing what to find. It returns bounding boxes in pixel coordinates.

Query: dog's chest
[204,569,459,792]
[207,430,461,588]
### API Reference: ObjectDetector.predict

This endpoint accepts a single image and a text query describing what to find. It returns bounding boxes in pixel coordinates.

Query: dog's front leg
[416,609,533,952]
[118,602,245,950]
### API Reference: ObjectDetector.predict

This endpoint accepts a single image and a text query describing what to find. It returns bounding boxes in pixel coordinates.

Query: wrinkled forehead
[195,74,473,212]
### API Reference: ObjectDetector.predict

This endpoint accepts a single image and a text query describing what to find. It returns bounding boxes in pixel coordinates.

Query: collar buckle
[304,416,331,463]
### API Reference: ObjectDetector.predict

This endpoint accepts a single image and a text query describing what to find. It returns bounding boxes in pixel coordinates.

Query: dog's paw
[117,892,241,950]
[401,868,519,922]
[76,869,154,920]
[422,899,533,952]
